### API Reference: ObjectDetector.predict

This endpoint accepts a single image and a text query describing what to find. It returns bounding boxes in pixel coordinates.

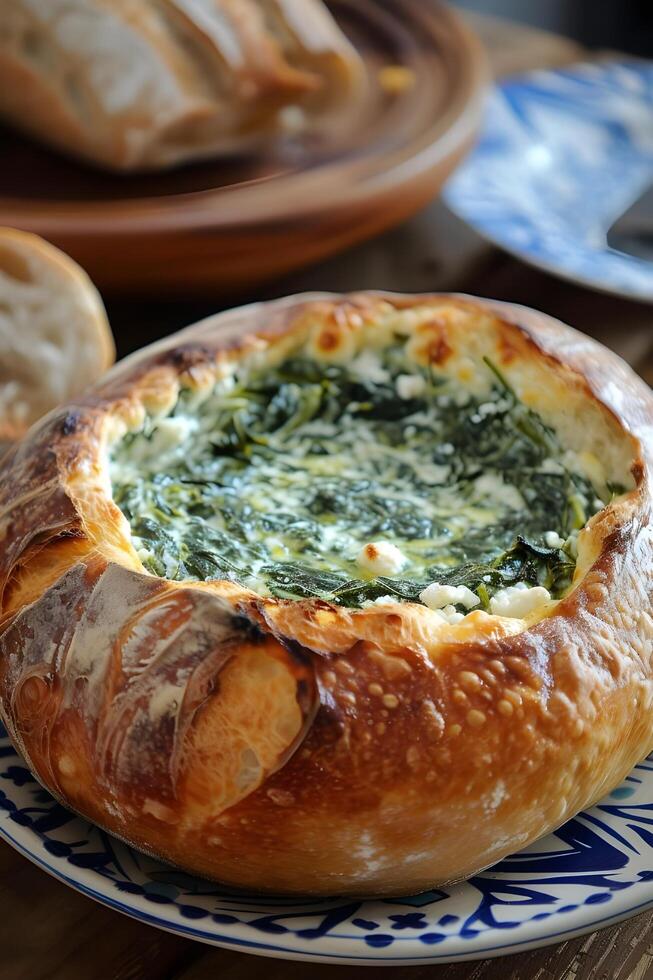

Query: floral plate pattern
[444,60,653,301]
[2,725,653,964]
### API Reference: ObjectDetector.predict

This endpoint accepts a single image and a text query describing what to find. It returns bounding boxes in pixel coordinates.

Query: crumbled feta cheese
[357,541,407,576]
[490,583,551,618]
[396,374,426,400]
[419,582,480,611]
[440,604,465,624]
[477,398,511,417]
[566,531,579,558]
[544,530,565,549]
[478,401,498,416]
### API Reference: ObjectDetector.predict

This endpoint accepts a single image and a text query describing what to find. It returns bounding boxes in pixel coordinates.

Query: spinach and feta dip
[110,347,612,617]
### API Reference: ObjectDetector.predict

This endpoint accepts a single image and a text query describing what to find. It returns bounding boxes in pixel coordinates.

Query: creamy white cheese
[357,541,407,576]
[434,604,466,625]
[544,530,565,549]
[349,349,391,384]
[489,583,551,618]
[473,472,525,511]
[110,340,607,614]
[562,449,606,491]
[419,582,480,611]
[116,414,198,472]
[396,374,427,400]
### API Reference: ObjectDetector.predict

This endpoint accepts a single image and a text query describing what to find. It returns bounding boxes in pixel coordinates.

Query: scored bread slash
[0,228,114,448]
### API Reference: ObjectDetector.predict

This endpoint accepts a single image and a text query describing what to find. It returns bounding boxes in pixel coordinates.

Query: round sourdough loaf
[0,291,651,896]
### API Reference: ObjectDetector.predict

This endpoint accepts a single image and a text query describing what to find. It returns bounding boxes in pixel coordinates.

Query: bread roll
[0,227,113,447]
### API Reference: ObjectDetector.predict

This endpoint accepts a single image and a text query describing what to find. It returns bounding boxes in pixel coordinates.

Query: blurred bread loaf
[0,0,363,171]
[0,228,114,447]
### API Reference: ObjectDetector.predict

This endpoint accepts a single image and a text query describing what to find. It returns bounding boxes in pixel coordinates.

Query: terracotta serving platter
[0,1,486,295]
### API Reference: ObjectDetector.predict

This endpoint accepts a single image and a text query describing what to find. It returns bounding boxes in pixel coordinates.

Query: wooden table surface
[3,13,653,980]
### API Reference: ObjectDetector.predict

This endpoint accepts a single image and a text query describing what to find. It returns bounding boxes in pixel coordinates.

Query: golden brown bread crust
[0,291,652,896]
[0,0,362,171]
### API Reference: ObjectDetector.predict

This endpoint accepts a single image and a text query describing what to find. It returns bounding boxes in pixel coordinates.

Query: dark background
[452,0,653,56]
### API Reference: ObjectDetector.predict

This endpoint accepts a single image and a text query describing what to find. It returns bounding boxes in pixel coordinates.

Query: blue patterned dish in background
[445,60,653,301]
[1,724,653,964]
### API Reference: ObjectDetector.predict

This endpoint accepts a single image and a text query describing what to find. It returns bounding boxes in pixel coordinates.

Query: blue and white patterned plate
[2,725,653,964]
[444,60,653,301]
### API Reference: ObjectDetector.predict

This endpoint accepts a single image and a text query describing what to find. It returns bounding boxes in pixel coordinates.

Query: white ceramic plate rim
[2,800,653,965]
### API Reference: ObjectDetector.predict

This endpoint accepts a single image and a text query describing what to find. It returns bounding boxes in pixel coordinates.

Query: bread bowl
[0,291,651,897]
[0,0,362,171]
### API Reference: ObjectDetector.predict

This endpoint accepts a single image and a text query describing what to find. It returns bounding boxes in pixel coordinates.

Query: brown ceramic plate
[0,0,486,295]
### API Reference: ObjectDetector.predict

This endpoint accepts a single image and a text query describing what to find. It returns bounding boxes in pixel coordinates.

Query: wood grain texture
[0,841,194,980]
[167,912,653,979]
[3,13,653,980]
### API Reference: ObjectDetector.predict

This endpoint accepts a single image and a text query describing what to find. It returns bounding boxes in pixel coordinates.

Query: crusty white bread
[0,0,363,171]
[0,292,651,897]
[0,227,114,446]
